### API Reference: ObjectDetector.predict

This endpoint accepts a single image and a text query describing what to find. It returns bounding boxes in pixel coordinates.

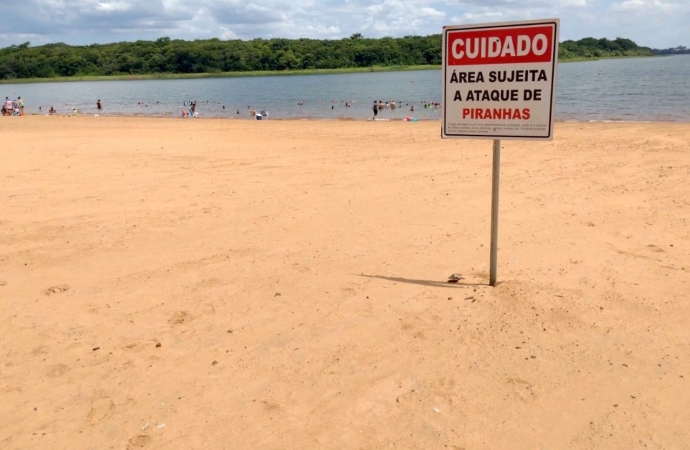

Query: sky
[0,0,688,49]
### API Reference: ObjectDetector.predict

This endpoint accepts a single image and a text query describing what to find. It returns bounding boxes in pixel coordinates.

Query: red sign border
[441,19,560,141]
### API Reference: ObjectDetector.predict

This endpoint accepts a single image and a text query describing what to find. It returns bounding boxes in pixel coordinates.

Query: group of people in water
[5,95,439,119]
[372,99,440,119]
[181,99,198,118]
[2,95,66,116]
[38,99,100,115]
[2,96,24,116]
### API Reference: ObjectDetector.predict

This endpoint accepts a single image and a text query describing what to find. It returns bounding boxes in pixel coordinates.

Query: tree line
[559,37,653,59]
[653,46,689,55]
[0,35,653,80]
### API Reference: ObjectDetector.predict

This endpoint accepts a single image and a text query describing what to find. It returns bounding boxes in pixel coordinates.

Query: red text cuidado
[446,25,555,66]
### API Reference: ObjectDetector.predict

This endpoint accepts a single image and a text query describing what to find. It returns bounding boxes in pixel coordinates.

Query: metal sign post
[489,139,500,286]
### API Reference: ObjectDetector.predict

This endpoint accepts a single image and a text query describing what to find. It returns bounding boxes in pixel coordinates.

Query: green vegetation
[560,37,653,59]
[0,35,653,82]
[0,35,442,81]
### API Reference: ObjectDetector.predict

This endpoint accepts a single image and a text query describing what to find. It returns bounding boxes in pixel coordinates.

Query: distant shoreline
[0,55,659,85]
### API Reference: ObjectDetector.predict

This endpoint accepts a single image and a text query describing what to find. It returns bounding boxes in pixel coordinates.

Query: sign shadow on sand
[356,274,489,288]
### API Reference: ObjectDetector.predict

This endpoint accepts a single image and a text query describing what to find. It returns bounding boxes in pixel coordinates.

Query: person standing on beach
[18,97,24,116]
[372,100,378,120]
[3,97,11,116]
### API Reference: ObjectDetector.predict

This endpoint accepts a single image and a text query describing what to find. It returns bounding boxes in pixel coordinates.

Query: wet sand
[1,117,689,449]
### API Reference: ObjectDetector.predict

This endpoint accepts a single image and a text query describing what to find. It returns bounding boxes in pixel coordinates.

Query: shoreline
[8,113,688,123]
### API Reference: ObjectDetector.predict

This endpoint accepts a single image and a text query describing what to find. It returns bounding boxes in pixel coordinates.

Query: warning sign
[442,19,560,140]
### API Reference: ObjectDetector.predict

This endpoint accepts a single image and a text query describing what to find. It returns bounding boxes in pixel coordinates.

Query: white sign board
[442,19,560,140]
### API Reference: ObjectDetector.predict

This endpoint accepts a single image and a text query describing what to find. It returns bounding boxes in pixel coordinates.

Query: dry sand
[1,116,689,449]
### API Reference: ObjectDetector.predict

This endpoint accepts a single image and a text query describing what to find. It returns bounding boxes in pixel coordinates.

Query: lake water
[2,55,689,122]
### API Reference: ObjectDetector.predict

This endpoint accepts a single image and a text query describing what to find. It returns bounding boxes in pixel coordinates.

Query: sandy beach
[1,116,689,449]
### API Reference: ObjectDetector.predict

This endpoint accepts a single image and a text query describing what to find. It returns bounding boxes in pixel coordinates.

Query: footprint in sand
[42,284,70,296]
[507,377,537,402]
[168,311,192,325]
[87,397,115,423]
[127,434,152,449]
[31,346,50,356]
[341,286,357,297]
[46,364,69,378]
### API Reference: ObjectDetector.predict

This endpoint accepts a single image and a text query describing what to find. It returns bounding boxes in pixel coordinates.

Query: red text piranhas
[462,108,531,120]
[446,25,555,66]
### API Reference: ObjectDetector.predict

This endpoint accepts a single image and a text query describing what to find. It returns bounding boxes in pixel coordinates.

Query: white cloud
[610,0,682,11]
[357,0,446,36]
[0,0,687,48]
[96,1,132,12]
